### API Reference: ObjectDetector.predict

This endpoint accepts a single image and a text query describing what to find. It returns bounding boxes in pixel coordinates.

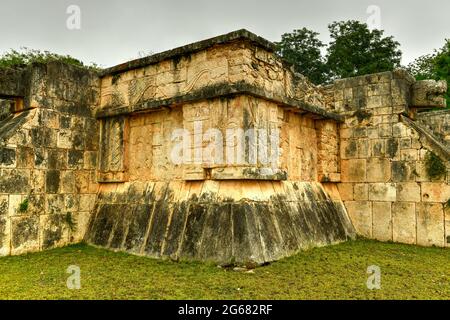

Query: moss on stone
[18,198,29,213]
[425,151,446,180]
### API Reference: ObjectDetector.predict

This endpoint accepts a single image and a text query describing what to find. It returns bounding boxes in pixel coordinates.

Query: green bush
[0,48,100,70]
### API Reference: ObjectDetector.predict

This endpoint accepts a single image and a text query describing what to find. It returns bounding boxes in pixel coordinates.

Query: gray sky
[0,0,448,68]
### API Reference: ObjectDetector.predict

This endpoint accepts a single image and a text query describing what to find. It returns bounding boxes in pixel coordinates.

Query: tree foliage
[326,21,402,79]
[275,28,327,84]
[276,21,402,84]
[407,40,450,108]
[0,47,99,70]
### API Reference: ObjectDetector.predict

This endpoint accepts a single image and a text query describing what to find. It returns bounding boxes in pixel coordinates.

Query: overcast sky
[0,0,448,68]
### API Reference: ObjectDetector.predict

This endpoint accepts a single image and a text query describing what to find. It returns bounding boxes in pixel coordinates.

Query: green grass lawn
[0,239,448,300]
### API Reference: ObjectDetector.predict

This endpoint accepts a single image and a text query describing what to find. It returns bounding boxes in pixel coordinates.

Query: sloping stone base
[85,181,355,265]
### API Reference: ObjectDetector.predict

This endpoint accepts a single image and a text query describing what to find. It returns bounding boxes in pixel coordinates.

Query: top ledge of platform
[100,29,276,77]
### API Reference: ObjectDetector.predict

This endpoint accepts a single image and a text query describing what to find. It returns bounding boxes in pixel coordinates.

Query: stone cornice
[100,29,277,77]
[95,81,343,122]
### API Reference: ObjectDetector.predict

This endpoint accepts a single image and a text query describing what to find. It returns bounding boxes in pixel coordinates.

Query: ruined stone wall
[416,110,450,145]
[334,70,450,247]
[0,62,100,255]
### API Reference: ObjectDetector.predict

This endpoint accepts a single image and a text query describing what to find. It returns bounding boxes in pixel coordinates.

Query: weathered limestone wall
[416,110,450,146]
[334,70,450,247]
[1,29,446,260]
[86,180,354,265]
[86,30,355,264]
[0,62,100,255]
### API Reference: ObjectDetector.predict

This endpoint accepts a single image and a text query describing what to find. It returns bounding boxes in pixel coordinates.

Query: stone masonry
[0,62,99,255]
[0,30,448,263]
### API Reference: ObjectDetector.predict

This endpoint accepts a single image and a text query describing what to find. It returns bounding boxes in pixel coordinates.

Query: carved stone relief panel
[98,116,128,182]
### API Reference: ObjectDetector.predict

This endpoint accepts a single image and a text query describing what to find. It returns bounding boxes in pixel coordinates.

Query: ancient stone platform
[0,30,448,262]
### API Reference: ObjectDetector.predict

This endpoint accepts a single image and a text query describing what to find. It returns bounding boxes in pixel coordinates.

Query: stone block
[379,124,392,137]
[416,203,445,247]
[8,194,22,216]
[57,129,72,149]
[369,183,396,201]
[341,159,366,182]
[344,201,372,238]
[366,96,383,108]
[357,139,370,158]
[60,171,76,194]
[341,140,357,159]
[391,161,415,182]
[64,194,79,212]
[0,195,8,216]
[16,147,34,168]
[385,138,399,159]
[337,183,353,201]
[40,214,69,250]
[46,194,65,214]
[370,139,385,157]
[392,202,416,244]
[353,183,368,201]
[79,194,96,212]
[392,122,407,137]
[400,149,418,161]
[70,211,91,243]
[367,127,379,139]
[46,170,60,194]
[366,158,391,182]
[372,201,392,241]
[10,215,40,255]
[421,182,450,202]
[399,137,411,149]
[397,182,421,202]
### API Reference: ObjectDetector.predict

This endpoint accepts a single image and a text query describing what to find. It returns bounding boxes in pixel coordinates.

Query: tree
[325,20,402,79]
[406,54,435,80]
[408,39,450,108]
[275,28,327,84]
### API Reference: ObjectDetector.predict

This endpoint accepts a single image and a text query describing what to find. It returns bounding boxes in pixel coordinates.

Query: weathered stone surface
[396,182,421,202]
[392,202,416,244]
[366,158,391,182]
[411,80,447,109]
[416,203,445,247]
[1,30,450,261]
[421,182,450,203]
[341,159,366,182]
[344,201,371,238]
[369,183,396,202]
[337,183,353,201]
[372,201,392,242]
[0,61,99,256]
[86,181,356,265]
[353,183,368,201]
[417,110,450,145]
